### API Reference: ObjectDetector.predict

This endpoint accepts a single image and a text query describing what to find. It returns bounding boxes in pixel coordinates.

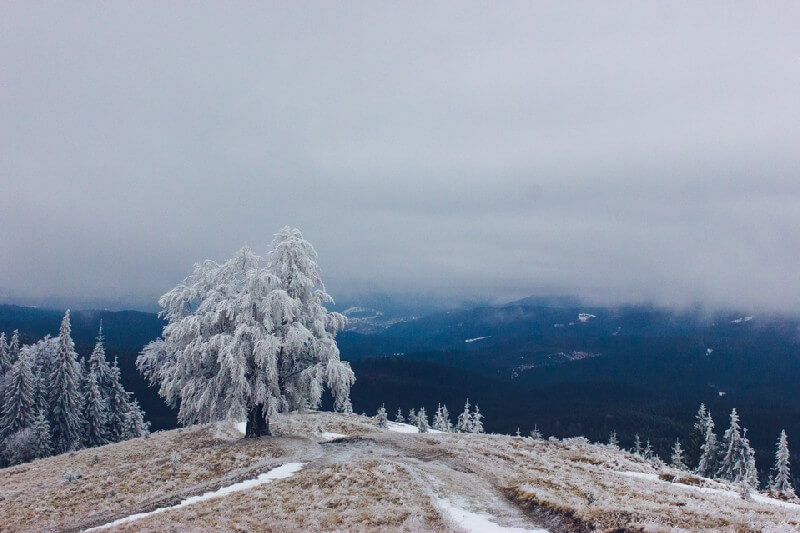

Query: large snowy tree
[1,349,35,438]
[0,333,11,375]
[138,228,355,437]
[770,430,795,497]
[696,413,719,478]
[49,311,84,453]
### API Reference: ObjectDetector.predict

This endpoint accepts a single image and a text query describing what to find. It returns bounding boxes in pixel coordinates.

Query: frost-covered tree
[32,410,52,459]
[432,404,450,432]
[49,311,84,453]
[416,407,429,433]
[82,367,109,447]
[717,408,757,487]
[342,398,353,415]
[608,431,619,448]
[530,425,542,440]
[632,433,643,456]
[643,440,655,460]
[690,403,711,467]
[122,399,149,439]
[375,404,388,428]
[395,408,404,423]
[696,414,719,478]
[671,438,687,471]
[456,400,472,433]
[440,404,452,432]
[1,349,35,438]
[770,430,795,497]
[407,408,418,426]
[469,404,484,433]
[2,428,38,466]
[8,330,20,365]
[138,229,355,437]
[0,333,11,375]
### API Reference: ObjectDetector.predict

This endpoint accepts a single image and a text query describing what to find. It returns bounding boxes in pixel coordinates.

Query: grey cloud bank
[1,3,799,312]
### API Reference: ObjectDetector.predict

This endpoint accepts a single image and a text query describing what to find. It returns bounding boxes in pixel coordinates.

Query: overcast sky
[2,2,799,312]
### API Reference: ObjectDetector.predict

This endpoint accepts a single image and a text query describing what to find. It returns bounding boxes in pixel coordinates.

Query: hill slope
[1,412,798,532]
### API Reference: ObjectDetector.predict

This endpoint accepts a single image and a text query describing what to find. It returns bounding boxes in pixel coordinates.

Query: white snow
[386,421,442,434]
[319,432,346,440]
[84,462,305,531]
[437,498,548,533]
[465,336,491,343]
[618,471,660,482]
[235,421,247,435]
[577,313,596,323]
[730,316,754,323]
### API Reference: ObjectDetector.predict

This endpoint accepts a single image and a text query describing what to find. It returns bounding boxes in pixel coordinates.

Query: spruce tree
[49,310,84,454]
[1,351,35,438]
[0,333,11,375]
[122,399,149,438]
[82,368,110,447]
[407,408,418,426]
[105,357,129,442]
[632,433,643,456]
[717,408,755,485]
[375,404,388,428]
[32,410,52,459]
[416,407,429,433]
[770,430,795,497]
[456,400,472,433]
[697,416,719,478]
[671,438,687,470]
[440,404,452,432]
[742,429,758,489]
[342,398,353,415]
[608,431,619,448]
[690,404,711,468]
[643,440,654,460]
[395,408,404,423]
[432,404,449,432]
[469,404,484,433]
[8,330,20,364]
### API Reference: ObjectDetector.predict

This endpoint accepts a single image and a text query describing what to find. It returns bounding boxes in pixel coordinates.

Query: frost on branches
[138,227,355,437]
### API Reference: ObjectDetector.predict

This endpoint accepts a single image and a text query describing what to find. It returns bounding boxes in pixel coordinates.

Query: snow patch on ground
[319,432,346,440]
[465,336,491,343]
[437,498,548,533]
[85,462,305,531]
[386,422,442,434]
[235,421,247,435]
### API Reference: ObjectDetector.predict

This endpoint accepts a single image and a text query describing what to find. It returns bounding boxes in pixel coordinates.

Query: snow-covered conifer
[456,400,471,433]
[469,404,484,433]
[1,349,35,438]
[690,404,711,467]
[608,431,619,448]
[395,408,404,423]
[697,414,718,478]
[441,404,452,432]
[671,438,687,470]
[8,330,20,364]
[643,440,654,460]
[632,433,643,456]
[138,229,354,437]
[770,430,795,497]
[416,407,429,433]
[408,408,418,426]
[432,404,450,432]
[743,430,758,489]
[82,368,109,447]
[717,408,755,485]
[0,333,11,375]
[530,425,542,440]
[375,404,388,428]
[49,311,84,453]
[32,410,52,459]
[342,398,353,415]
[122,399,149,439]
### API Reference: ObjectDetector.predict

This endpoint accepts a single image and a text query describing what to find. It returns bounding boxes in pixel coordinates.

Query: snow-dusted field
[0,412,798,532]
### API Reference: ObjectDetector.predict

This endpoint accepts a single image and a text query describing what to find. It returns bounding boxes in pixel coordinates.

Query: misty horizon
[3,4,799,314]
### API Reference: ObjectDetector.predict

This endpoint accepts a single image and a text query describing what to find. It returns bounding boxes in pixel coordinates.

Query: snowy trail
[437,498,549,533]
[83,462,305,531]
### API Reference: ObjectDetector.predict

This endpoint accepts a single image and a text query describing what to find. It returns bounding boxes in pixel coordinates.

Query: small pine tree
[32,410,52,459]
[0,333,11,375]
[432,404,450,432]
[49,311,84,453]
[770,430,795,498]
[342,398,353,415]
[643,440,654,460]
[743,431,758,490]
[530,425,542,440]
[375,404,389,428]
[122,399,149,438]
[416,407,429,433]
[1,351,36,438]
[671,438,687,470]
[696,411,718,478]
[469,404,484,433]
[456,400,472,433]
[632,433,643,456]
[407,408,417,426]
[441,404,452,432]
[395,408,404,423]
[82,368,109,447]
[608,431,619,448]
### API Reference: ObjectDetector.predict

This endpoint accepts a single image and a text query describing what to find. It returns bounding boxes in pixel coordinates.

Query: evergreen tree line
[0,311,148,466]
[603,403,796,499]
[374,399,485,434]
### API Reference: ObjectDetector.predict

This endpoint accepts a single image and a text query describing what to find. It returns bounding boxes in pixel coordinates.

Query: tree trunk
[245,404,271,438]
